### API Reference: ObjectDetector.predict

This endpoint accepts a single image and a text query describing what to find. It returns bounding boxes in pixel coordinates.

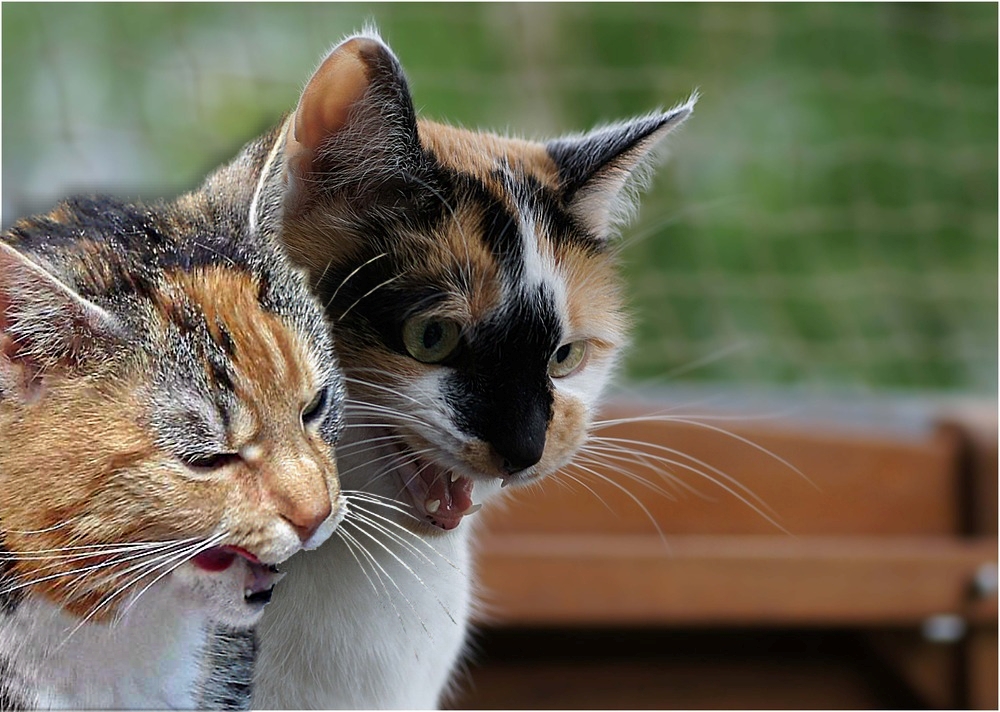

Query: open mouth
[394,444,482,531]
[191,545,283,605]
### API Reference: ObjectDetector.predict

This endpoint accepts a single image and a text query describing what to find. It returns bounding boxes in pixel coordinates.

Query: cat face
[0,197,345,623]
[271,34,692,531]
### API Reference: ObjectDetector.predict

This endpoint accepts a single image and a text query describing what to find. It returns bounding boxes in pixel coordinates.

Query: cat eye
[183,452,239,471]
[402,316,461,364]
[301,387,329,426]
[547,341,588,378]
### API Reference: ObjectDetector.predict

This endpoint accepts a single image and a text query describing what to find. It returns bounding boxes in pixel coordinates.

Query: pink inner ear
[294,38,375,155]
[0,329,46,403]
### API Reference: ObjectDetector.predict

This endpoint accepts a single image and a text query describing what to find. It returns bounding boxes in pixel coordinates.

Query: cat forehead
[8,196,336,404]
[417,120,562,190]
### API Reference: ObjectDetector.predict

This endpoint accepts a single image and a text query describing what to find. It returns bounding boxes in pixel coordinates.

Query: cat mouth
[394,446,481,531]
[191,545,284,605]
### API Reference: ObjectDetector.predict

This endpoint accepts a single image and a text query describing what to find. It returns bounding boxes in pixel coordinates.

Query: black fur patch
[196,625,257,710]
[444,284,560,470]
[0,654,34,710]
[546,113,677,200]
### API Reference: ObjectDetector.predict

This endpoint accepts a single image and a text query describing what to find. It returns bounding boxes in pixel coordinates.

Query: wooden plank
[449,655,889,710]
[473,534,998,626]
[936,400,999,534]
[966,626,999,710]
[866,630,961,709]
[482,400,964,537]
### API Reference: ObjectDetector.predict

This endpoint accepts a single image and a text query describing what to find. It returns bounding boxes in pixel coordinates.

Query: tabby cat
[0,147,346,709]
[233,31,693,709]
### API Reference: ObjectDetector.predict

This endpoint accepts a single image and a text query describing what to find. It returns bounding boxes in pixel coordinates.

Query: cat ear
[0,242,123,399]
[284,30,422,215]
[546,95,696,238]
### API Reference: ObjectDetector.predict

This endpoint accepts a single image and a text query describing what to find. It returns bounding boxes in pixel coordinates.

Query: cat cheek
[543,392,590,471]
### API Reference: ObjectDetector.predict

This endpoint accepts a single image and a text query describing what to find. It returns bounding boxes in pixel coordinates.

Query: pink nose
[280,498,333,542]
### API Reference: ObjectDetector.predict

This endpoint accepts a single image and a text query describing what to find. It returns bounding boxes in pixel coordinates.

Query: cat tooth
[464,503,483,515]
[450,472,461,483]
[500,478,509,489]
[425,498,441,514]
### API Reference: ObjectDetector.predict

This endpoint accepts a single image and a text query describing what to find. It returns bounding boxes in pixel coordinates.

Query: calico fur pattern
[0,136,345,709]
[237,30,692,709]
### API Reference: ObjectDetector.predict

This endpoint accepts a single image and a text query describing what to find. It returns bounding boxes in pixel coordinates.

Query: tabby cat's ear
[546,96,696,238]
[284,31,422,215]
[0,243,123,399]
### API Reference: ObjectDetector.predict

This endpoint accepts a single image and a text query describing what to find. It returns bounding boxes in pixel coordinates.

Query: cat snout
[279,496,333,543]
[492,422,546,475]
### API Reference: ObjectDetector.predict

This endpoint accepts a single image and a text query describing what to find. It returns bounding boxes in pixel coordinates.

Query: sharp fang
[244,588,253,599]
[425,499,441,514]
[464,503,483,515]
[450,472,461,483]
[500,479,509,488]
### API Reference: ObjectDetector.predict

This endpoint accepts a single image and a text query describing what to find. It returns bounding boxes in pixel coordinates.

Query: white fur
[0,562,260,709]
[253,422,474,709]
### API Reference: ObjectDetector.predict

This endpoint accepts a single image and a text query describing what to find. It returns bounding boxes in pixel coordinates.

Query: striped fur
[233,30,693,709]
[0,152,346,707]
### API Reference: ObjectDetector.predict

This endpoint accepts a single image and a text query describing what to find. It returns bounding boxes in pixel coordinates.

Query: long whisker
[595,416,813,489]
[56,535,226,646]
[578,444,712,500]
[338,274,404,321]
[346,497,459,570]
[565,462,670,547]
[588,436,779,514]
[344,520,447,628]
[115,533,229,620]
[571,450,685,500]
[325,252,388,310]
[0,539,202,597]
[335,528,381,597]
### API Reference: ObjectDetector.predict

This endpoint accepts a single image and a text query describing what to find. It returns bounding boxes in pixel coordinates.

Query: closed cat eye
[182,452,240,470]
[547,341,588,378]
[402,316,461,364]
[302,387,329,425]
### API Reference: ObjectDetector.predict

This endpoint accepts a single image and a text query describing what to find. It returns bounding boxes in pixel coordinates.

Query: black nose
[489,399,548,475]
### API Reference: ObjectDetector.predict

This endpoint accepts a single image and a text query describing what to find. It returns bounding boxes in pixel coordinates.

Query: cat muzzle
[191,545,286,605]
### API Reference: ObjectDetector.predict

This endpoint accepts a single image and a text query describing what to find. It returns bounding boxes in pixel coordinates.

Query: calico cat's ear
[546,95,697,238]
[284,30,422,215]
[0,242,123,399]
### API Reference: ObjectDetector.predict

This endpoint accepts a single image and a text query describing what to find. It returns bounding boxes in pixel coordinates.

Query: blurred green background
[3,3,996,396]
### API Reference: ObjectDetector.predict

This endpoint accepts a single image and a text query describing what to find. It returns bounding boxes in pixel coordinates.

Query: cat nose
[280,498,333,543]
[495,428,546,475]
[488,395,549,475]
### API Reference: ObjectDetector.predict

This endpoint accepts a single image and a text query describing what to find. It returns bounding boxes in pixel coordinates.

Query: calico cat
[237,31,693,709]
[0,147,347,709]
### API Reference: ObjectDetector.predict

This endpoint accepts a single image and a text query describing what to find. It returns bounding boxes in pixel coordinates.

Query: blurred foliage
[2,3,996,394]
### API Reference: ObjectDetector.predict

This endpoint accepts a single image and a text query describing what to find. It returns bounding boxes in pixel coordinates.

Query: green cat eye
[548,341,588,378]
[402,316,461,364]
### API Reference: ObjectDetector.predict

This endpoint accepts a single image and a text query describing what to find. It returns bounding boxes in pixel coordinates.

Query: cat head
[0,196,345,623]
[273,32,692,531]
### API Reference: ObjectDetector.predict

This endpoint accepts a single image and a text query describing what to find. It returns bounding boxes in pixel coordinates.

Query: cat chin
[170,553,286,628]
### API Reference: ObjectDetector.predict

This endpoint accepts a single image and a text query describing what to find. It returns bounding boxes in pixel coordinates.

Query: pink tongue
[424,472,474,530]
[192,546,259,572]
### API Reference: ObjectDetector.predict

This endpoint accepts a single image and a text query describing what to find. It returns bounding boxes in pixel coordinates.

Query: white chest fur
[0,582,211,709]
[253,469,473,710]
